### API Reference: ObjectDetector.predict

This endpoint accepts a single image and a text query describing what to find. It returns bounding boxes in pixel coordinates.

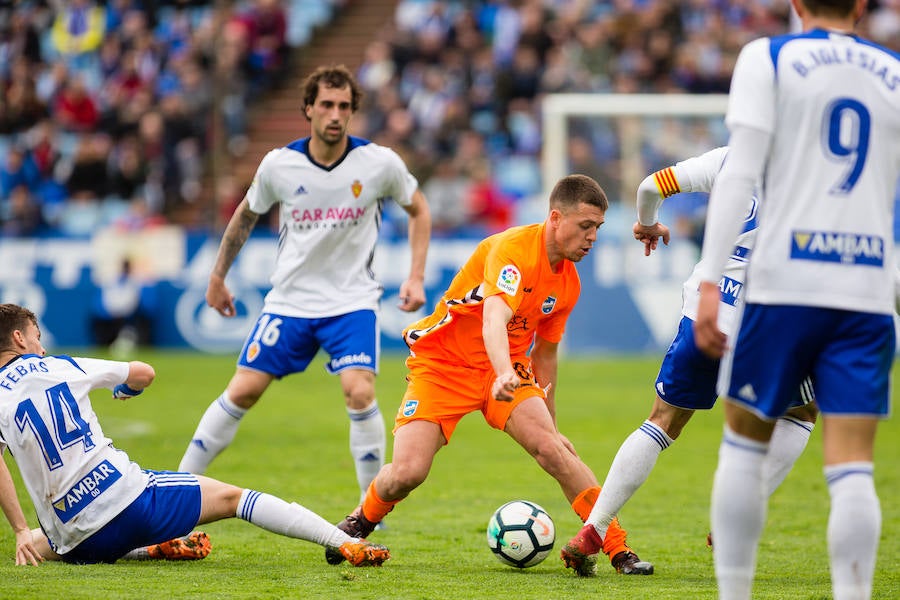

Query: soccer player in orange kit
[324,174,653,575]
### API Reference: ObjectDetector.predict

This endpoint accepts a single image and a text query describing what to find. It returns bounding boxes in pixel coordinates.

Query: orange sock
[571,486,631,558]
[361,481,399,524]
[571,486,600,521]
[601,518,631,558]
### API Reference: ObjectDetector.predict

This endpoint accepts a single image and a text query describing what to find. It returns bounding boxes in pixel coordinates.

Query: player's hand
[492,371,520,402]
[397,278,426,312]
[633,221,670,256]
[14,529,42,566]
[206,276,236,317]
[112,383,144,400]
[694,281,727,359]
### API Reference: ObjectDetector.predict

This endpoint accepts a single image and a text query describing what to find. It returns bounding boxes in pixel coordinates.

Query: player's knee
[384,461,428,494]
[529,434,569,473]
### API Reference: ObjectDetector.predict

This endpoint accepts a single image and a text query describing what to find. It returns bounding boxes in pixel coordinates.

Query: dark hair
[800,0,858,18]
[0,303,37,352]
[301,65,364,120]
[549,174,609,212]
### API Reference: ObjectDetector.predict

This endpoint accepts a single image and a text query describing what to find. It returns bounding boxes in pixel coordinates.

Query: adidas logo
[655,381,665,396]
[295,185,308,195]
[191,439,208,451]
[359,452,380,462]
[737,384,757,402]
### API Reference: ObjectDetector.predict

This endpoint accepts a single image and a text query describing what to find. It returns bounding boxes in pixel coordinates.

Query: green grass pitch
[2,351,898,599]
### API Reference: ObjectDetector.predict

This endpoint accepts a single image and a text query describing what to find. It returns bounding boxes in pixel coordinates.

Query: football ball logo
[486,500,555,568]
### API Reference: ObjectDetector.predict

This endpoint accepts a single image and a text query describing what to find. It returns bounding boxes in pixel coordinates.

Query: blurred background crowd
[0,0,898,239]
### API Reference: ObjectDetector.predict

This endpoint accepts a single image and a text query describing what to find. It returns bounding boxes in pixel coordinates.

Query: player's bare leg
[505,396,653,575]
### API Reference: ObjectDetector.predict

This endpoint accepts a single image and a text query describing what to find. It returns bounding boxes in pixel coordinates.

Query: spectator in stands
[0,57,48,135]
[49,0,107,74]
[0,144,40,200]
[53,75,100,133]
[2,183,46,237]
[421,159,469,235]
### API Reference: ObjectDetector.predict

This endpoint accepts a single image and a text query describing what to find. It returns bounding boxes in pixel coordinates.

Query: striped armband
[652,167,681,198]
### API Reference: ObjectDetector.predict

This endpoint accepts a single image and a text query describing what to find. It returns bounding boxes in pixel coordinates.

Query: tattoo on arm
[213,205,259,279]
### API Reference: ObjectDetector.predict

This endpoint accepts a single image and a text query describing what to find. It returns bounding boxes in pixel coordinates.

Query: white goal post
[541,93,729,197]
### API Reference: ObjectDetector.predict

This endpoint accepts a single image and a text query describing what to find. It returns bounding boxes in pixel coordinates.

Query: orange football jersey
[404,223,580,367]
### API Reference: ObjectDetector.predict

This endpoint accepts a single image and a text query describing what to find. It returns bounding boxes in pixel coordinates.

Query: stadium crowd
[0,0,897,238]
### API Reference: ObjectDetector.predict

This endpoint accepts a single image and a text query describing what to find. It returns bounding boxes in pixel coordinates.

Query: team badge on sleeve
[497,265,521,296]
[402,400,419,417]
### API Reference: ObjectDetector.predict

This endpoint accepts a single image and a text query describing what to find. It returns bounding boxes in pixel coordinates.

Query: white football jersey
[0,355,148,553]
[673,147,759,336]
[726,31,900,314]
[247,136,419,318]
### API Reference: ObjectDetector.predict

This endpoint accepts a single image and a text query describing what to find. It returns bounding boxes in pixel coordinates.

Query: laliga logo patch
[497,265,521,296]
[247,341,261,362]
[351,179,363,198]
[541,296,557,314]
[402,400,418,417]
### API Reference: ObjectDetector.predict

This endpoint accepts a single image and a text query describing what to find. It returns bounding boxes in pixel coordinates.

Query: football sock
[763,416,814,495]
[237,489,350,548]
[178,392,247,474]
[587,420,673,539]
[570,486,598,521]
[826,462,879,600]
[711,426,769,600]
[361,480,398,524]
[348,400,385,500]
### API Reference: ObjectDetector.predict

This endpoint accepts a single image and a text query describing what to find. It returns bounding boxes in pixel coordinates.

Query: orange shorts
[394,353,546,443]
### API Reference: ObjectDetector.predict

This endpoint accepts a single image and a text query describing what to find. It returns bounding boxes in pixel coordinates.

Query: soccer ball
[486,500,555,568]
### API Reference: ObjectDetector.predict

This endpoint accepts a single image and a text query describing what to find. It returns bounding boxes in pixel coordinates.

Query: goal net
[539,93,729,353]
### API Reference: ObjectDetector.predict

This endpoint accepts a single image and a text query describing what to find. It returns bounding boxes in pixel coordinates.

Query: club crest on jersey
[247,341,261,362]
[351,179,362,198]
[402,400,418,417]
[52,460,122,523]
[541,296,557,314]
[790,230,884,266]
[497,265,521,296]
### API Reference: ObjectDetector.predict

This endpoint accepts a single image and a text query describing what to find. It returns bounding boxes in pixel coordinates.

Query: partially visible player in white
[178,65,431,514]
[562,148,818,570]
[693,1,900,598]
[0,304,389,566]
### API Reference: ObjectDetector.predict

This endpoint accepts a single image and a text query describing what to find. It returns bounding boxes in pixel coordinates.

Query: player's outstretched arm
[113,361,156,400]
[0,455,43,566]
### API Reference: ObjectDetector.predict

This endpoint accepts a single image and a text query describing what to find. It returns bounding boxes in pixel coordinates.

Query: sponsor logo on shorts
[718,276,743,306]
[402,400,418,417]
[497,265,521,296]
[790,231,884,266]
[541,296,557,314]
[329,352,374,371]
[52,460,122,523]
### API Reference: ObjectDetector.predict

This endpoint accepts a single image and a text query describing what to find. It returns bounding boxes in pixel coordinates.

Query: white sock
[763,416,814,495]
[178,392,247,474]
[711,426,769,600]
[237,489,351,549]
[826,463,879,600]
[587,420,673,539]
[348,400,385,500]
